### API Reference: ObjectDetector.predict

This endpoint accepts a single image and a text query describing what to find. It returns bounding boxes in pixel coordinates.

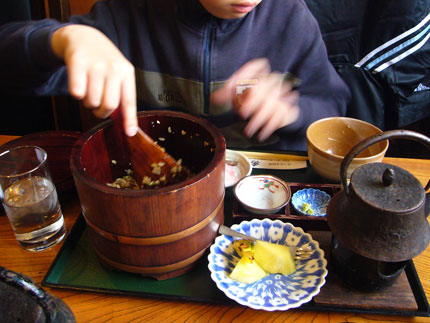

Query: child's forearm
[0,20,66,95]
[51,24,138,136]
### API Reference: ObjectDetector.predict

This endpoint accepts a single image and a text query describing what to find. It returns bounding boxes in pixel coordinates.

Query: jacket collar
[178,0,246,32]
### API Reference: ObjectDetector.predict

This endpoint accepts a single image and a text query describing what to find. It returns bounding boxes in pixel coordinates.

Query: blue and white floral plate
[208,219,327,311]
[292,188,331,217]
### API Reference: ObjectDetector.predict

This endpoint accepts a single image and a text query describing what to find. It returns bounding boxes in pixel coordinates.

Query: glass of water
[0,146,66,251]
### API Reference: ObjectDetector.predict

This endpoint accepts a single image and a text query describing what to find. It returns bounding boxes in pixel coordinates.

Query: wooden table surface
[1,135,430,322]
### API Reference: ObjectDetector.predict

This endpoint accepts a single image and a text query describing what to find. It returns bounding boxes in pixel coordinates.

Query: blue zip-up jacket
[0,0,350,151]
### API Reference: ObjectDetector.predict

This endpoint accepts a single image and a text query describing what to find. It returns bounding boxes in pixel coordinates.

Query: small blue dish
[292,188,331,217]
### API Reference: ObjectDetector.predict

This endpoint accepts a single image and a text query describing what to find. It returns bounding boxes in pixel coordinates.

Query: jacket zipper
[203,20,217,114]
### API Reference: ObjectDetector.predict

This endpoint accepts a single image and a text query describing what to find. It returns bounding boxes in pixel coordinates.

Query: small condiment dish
[234,175,291,214]
[225,149,252,188]
[292,188,331,217]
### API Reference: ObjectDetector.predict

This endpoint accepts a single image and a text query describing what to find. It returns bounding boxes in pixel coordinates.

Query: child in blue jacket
[0,0,350,151]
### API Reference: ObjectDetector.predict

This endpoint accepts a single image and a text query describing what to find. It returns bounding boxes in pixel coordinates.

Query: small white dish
[208,218,328,311]
[234,175,291,214]
[225,149,252,188]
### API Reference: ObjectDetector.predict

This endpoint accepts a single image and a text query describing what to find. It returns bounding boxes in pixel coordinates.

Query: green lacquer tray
[42,214,230,303]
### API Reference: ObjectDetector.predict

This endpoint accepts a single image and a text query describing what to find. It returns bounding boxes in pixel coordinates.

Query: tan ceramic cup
[306,117,389,182]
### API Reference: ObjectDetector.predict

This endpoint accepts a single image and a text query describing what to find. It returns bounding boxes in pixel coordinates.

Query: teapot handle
[341,129,430,195]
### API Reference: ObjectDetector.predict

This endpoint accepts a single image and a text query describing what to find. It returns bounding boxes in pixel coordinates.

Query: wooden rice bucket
[70,111,226,280]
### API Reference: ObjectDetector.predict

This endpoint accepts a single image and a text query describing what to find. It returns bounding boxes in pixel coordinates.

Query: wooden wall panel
[46,0,97,21]
[70,0,98,15]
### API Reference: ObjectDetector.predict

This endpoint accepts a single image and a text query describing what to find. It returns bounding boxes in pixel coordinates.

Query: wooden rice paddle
[111,110,180,185]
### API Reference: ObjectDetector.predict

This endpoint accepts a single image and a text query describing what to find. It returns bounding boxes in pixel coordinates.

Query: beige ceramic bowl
[306,117,389,182]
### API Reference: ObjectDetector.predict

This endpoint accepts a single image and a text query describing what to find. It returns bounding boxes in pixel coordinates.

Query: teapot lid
[350,163,424,213]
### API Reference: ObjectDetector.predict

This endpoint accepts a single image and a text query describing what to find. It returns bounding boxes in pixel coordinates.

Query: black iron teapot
[327,130,430,290]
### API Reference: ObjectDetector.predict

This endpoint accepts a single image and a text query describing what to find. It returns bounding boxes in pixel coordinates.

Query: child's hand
[211,58,300,142]
[51,25,138,136]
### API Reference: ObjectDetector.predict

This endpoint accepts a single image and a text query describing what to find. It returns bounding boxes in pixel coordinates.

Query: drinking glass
[0,146,66,251]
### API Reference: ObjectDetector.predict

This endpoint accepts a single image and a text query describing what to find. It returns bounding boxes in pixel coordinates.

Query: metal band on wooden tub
[94,243,210,274]
[82,197,223,245]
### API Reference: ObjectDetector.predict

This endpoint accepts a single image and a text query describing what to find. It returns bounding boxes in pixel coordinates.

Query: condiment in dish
[292,188,331,217]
